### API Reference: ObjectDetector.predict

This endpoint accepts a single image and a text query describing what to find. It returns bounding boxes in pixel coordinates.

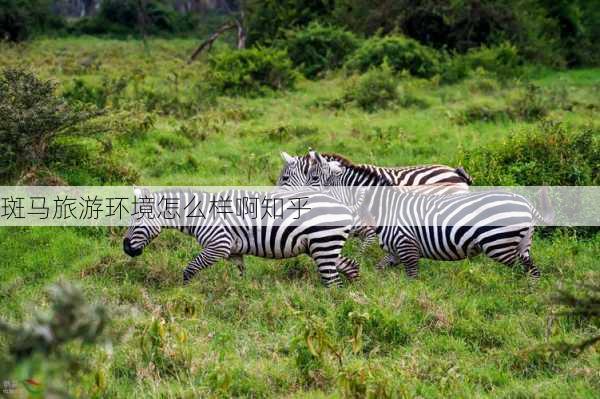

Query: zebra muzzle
[123,238,143,257]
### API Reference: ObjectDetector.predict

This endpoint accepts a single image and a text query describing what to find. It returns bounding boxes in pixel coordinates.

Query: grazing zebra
[277,150,473,258]
[123,188,360,286]
[301,151,549,279]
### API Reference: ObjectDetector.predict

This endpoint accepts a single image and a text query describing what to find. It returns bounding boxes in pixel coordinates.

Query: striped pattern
[278,152,472,191]
[307,153,543,279]
[277,151,473,255]
[123,189,360,287]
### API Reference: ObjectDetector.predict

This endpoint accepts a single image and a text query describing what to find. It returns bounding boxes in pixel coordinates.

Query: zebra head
[277,151,310,187]
[123,188,163,257]
[307,150,344,186]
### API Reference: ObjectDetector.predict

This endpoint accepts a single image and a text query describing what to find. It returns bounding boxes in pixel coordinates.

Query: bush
[461,120,599,185]
[282,22,360,79]
[0,0,63,41]
[440,43,521,84]
[70,0,198,36]
[0,68,101,181]
[208,47,298,96]
[245,0,336,46]
[345,35,441,78]
[464,42,522,80]
[343,64,398,112]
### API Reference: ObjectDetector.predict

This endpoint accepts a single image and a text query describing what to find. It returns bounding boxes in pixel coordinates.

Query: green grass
[0,38,599,398]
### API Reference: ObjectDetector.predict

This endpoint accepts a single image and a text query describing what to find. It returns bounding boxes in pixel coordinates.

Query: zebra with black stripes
[123,188,360,286]
[278,151,472,193]
[298,151,550,279]
[277,151,473,259]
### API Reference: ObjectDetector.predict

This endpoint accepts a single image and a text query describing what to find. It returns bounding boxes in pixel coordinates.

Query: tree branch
[188,21,237,63]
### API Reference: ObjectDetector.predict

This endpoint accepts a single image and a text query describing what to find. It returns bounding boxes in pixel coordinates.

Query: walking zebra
[123,188,360,286]
[277,151,473,258]
[297,151,549,279]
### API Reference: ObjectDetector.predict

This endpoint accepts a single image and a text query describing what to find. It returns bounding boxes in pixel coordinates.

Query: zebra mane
[304,152,391,186]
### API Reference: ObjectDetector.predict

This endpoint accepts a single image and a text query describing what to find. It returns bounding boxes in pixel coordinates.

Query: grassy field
[0,38,599,398]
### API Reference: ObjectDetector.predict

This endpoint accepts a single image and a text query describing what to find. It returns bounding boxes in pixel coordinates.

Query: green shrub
[0,68,102,181]
[282,22,360,78]
[461,120,599,185]
[345,35,441,78]
[0,0,64,41]
[452,101,510,125]
[63,77,128,109]
[343,64,398,112]
[440,43,521,84]
[70,0,198,36]
[208,47,298,96]
[464,42,522,80]
[508,84,574,121]
[245,0,336,46]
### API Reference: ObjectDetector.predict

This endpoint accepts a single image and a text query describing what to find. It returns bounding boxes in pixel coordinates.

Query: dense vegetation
[0,36,598,397]
[0,0,599,397]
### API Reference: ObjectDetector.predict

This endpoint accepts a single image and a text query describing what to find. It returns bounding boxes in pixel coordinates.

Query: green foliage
[345,35,441,78]
[440,43,522,84]
[343,64,398,111]
[245,0,336,46]
[0,0,63,41]
[208,46,298,96]
[70,0,198,36]
[282,22,360,78]
[0,68,101,181]
[464,43,522,80]
[461,120,599,185]
[0,281,108,360]
[0,281,109,396]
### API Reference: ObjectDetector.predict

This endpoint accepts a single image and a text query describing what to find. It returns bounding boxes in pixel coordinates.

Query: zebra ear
[329,161,343,174]
[280,151,295,164]
[308,150,325,165]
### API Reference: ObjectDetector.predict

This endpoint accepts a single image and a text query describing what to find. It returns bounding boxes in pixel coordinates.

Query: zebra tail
[532,187,555,225]
[455,167,474,185]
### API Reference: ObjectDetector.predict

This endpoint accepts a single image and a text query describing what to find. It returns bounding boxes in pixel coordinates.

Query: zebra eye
[281,175,289,181]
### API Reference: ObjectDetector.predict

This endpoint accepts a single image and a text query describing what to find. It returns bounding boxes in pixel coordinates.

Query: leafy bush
[245,0,336,46]
[440,43,521,84]
[345,35,441,78]
[63,77,128,109]
[464,42,522,80]
[0,281,109,396]
[282,22,360,78]
[70,0,198,36]
[343,64,398,112]
[208,47,298,96]
[461,120,599,185]
[0,0,64,41]
[0,68,102,181]
[452,101,510,125]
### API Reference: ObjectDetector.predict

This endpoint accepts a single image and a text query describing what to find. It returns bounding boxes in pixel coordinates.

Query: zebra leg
[183,242,231,284]
[337,256,360,281]
[518,227,540,279]
[520,253,540,279]
[229,254,245,276]
[357,227,378,255]
[376,253,400,270]
[308,240,343,287]
[394,242,421,279]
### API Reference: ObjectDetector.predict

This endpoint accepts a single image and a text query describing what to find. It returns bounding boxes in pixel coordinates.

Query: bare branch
[188,21,237,63]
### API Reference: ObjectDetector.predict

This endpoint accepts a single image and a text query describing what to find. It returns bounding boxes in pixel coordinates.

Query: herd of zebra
[124,150,550,286]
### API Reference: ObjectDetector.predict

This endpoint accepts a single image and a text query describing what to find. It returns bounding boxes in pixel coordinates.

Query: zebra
[300,151,550,279]
[278,151,472,192]
[123,188,361,287]
[277,150,473,260]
